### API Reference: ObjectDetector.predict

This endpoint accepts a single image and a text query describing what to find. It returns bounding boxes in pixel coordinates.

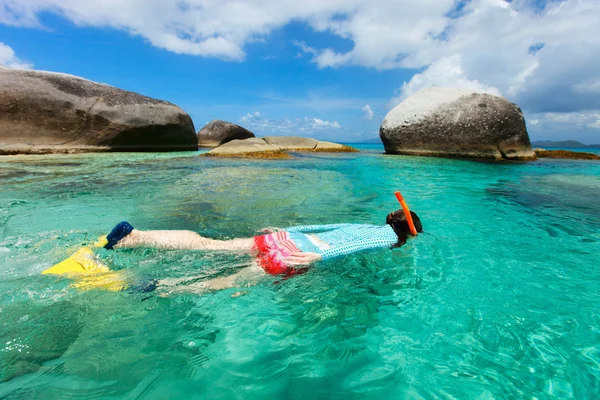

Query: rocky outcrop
[197,120,255,148]
[380,87,535,160]
[313,141,358,152]
[534,149,600,160]
[261,136,358,153]
[204,137,358,158]
[204,138,292,159]
[263,136,318,150]
[0,68,197,155]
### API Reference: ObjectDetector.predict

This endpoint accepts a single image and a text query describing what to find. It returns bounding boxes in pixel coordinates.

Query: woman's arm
[283,239,393,265]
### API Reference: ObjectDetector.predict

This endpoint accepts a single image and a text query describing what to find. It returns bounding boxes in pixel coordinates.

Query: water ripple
[1,150,599,398]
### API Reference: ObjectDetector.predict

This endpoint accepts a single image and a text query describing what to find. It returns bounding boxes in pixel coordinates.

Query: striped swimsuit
[253,223,398,275]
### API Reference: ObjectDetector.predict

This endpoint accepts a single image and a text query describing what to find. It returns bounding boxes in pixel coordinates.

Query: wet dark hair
[386,210,423,249]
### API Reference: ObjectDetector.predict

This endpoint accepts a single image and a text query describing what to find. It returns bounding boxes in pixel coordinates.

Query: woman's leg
[115,229,254,252]
[158,261,265,295]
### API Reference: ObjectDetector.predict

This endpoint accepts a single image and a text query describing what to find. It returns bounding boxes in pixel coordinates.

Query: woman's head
[386,210,423,248]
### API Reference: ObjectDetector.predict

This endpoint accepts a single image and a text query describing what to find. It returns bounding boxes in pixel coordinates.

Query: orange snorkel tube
[395,191,418,236]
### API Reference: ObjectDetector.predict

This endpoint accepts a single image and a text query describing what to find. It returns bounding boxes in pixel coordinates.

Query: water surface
[1,145,599,398]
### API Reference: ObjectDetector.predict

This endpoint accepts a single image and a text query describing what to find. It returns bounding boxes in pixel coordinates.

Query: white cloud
[238,112,341,136]
[292,40,318,56]
[311,117,341,129]
[240,111,261,122]
[2,0,600,130]
[527,110,600,143]
[390,55,501,106]
[0,42,32,69]
[361,104,374,120]
[531,111,600,130]
[573,79,600,94]
[0,1,505,67]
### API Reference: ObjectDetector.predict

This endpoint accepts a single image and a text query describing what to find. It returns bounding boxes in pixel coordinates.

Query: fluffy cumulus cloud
[389,55,502,106]
[239,111,341,136]
[382,0,600,136]
[0,0,454,65]
[529,111,600,131]
[2,0,600,136]
[361,104,374,120]
[0,42,32,69]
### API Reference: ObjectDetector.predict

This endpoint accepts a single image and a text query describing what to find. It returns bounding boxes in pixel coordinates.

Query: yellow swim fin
[42,253,88,276]
[93,235,109,248]
[72,271,128,292]
[43,236,127,291]
[43,235,109,276]
[42,247,110,276]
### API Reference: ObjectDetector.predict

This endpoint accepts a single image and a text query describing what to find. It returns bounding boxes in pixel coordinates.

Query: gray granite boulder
[380,87,535,160]
[0,68,197,155]
[204,138,291,159]
[197,120,255,148]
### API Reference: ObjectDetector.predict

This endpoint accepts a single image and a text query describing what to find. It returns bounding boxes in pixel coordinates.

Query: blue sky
[1,0,599,144]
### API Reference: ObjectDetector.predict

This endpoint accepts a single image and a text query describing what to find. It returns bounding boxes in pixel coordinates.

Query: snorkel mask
[394,191,418,236]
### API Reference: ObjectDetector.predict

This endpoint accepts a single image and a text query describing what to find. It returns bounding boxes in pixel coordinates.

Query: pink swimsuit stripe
[265,232,297,253]
[253,232,306,276]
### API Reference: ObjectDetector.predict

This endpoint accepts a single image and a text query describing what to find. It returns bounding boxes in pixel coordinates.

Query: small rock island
[197,121,357,158]
[380,87,536,160]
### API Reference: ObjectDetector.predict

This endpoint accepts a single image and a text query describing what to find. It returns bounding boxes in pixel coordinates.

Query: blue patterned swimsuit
[284,223,398,260]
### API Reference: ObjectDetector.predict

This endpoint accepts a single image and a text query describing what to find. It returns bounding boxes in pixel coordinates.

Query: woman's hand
[284,252,322,266]
[259,227,279,234]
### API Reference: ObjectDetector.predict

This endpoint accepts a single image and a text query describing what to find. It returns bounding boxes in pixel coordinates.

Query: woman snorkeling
[44,192,422,294]
[101,192,423,293]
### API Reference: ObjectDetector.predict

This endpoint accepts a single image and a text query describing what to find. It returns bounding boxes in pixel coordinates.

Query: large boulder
[0,68,197,155]
[380,87,535,160]
[197,120,255,148]
[204,138,291,159]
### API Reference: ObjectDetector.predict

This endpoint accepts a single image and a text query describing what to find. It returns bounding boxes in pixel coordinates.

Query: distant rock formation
[263,136,318,150]
[197,120,255,148]
[204,137,358,158]
[313,141,358,152]
[204,138,291,159]
[532,140,600,149]
[534,149,600,160]
[380,87,535,160]
[0,68,197,155]
[357,138,383,144]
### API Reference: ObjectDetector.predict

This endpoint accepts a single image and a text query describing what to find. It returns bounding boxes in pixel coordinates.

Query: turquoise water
[1,145,599,399]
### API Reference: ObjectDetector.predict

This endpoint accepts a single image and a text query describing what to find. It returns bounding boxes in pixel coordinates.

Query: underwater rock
[534,149,600,160]
[380,87,535,160]
[204,137,358,158]
[0,68,197,155]
[0,300,83,382]
[197,120,255,148]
